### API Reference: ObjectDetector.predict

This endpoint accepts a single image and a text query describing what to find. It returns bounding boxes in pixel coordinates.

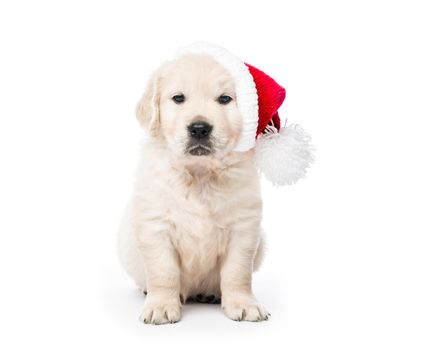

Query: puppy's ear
[135,73,160,136]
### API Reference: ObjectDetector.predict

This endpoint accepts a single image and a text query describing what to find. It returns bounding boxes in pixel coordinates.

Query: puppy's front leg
[221,229,269,322]
[138,230,181,325]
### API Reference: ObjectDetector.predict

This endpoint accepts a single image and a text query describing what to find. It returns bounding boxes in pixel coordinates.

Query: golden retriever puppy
[118,43,314,325]
[118,52,268,324]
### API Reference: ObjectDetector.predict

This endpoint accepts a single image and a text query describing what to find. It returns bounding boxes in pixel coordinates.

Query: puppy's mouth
[186,143,213,156]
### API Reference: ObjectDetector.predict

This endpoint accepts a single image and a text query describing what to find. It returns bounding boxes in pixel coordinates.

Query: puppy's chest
[166,187,232,270]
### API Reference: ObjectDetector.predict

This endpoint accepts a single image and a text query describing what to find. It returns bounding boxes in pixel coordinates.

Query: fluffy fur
[118,54,269,324]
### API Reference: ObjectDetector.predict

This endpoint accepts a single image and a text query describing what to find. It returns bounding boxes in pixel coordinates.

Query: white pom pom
[255,124,314,186]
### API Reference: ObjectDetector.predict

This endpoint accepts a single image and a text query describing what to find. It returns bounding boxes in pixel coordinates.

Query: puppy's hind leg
[117,204,147,292]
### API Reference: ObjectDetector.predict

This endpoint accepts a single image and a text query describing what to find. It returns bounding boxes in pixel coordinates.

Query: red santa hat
[177,43,314,186]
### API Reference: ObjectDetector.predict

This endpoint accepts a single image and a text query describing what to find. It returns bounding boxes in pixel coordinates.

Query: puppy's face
[136,55,243,158]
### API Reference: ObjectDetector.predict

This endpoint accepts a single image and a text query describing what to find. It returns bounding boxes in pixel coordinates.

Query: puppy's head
[136,55,243,159]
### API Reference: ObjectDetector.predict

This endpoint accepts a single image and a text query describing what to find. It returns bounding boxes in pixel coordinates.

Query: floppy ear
[135,74,160,136]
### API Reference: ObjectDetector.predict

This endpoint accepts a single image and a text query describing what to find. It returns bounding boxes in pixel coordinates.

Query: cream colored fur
[118,55,269,324]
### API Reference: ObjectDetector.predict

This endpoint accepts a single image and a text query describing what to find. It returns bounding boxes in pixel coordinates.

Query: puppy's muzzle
[186,121,213,156]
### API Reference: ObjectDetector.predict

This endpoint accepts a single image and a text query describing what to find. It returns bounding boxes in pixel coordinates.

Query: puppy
[118,51,269,324]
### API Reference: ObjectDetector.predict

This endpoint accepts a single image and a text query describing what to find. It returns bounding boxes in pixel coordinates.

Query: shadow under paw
[186,294,221,304]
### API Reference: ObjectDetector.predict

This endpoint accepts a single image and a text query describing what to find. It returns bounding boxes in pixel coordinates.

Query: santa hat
[176,43,314,186]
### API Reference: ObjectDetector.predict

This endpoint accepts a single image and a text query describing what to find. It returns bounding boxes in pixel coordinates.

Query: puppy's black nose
[188,121,213,140]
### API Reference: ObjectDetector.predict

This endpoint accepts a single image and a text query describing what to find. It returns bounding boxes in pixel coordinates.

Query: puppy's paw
[222,294,270,322]
[139,297,181,325]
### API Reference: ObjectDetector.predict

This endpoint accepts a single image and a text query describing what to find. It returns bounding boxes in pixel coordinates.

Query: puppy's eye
[172,94,185,104]
[217,95,233,105]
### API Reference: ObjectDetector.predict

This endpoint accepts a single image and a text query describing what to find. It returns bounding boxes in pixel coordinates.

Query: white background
[1,0,429,349]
